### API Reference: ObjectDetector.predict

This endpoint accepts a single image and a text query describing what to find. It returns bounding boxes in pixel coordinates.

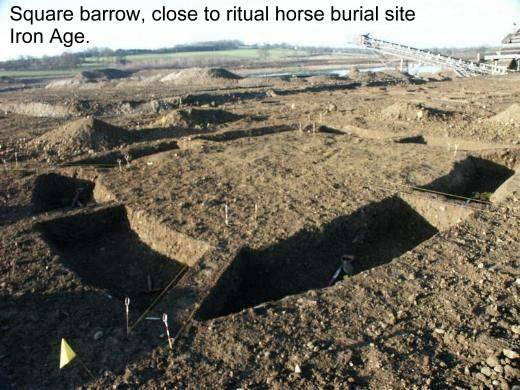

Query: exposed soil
[0,65,519,389]
[197,195,440,321]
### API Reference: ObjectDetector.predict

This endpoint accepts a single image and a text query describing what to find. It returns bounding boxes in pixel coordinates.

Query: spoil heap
[31,117,132,159]
[160,68,243,84]
[153,108,241,128]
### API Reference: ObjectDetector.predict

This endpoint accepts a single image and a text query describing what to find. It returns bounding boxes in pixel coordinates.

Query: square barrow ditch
[196,155,514,320]
[38,205,209,309]
[196,195,470,321]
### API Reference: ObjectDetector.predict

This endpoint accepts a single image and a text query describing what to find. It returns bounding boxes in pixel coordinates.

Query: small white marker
[225,204,229,226]
[117,159,122,172]
[14,152,18,167]
[162,313,173,349]
[124,297,130,336]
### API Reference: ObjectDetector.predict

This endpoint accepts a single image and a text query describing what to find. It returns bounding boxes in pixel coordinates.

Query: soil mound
[0,76,15,84]
[154,108,242,129]
[31,117,132,159]
[349,68,415,86]
[160,68,243,84]
[489,103,520,124]
[382,102,451,121]
[75,69,131,82]
[46,69,131,89]
[45,79,83,89]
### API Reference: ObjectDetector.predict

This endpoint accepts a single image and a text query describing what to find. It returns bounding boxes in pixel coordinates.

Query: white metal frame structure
[359,35,508,77]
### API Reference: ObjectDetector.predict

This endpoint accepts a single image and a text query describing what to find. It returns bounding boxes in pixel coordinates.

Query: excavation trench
[32,173,95,212]
[197,194,477,321]
[38,205,209,309]
[422,156,514,201]
[198,155,514,320]
[395,135,515,152]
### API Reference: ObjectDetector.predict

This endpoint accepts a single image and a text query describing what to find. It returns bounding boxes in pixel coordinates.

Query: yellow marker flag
[59,338,77,369]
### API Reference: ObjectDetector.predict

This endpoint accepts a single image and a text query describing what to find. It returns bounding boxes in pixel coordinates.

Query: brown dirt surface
[0,66,519,389]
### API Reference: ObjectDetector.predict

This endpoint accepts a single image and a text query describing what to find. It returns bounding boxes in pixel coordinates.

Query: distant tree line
[0,40,245,71]
[0,53,83,71]
[0,40,343,71]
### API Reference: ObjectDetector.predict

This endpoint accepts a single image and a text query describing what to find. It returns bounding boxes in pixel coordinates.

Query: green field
[0,68,89,78]
[84,48,308,63]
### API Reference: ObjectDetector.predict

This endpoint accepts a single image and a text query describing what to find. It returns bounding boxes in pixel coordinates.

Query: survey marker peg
[124,297,130,336]
[162,313,173,349]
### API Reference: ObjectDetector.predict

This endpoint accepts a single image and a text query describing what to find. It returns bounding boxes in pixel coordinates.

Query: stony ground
[0,68,519,389]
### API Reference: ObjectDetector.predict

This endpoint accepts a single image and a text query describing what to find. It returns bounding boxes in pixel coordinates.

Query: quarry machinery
[359,34,508,77]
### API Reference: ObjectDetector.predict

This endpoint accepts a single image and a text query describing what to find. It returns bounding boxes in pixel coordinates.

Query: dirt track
[0,68,519,389]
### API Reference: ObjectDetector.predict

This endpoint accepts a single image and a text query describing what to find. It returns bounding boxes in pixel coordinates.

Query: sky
[0,0,519,60]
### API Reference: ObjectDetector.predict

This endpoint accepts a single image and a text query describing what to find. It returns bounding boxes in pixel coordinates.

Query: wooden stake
[71,189,81,208]
[117,159,122,172]
[147,275,152,292]
[76,356,96,380]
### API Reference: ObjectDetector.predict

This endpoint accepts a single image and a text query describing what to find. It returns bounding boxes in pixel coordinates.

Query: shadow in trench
[37,206,185,310]
[197,196,438,320]
[32,174,95,213]
[421,156,514,199]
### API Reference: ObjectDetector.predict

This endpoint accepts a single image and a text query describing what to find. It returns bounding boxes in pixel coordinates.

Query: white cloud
[0,0,519,60]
